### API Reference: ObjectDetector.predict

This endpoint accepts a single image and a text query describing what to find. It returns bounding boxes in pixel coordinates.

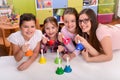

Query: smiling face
[21,20,36,40]
[44,22,58,40]
[63,14,76,33]
[78,13,91,35]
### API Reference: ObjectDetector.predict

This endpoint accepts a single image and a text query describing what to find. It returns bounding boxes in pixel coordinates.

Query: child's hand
[62,53,76,61]
[58,32,63,43]
[42,35,49,44]
[62,54,70,61]
[17,61,31,71]
[21,43,29,53]
[58,45,65,53]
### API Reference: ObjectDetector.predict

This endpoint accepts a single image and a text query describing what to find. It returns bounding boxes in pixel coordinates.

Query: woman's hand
[75,34,90,48]
[81,49,90,62]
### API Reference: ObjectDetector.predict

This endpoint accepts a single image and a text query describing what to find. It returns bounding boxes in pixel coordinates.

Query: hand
[42,36,49,44]
[62,54,71,61]
[17,61,31,71]
[58,45,65,53]
[21,43,29,53]
[62,53,76,61]
[75,34,90,48]
[58,32,63,43]
[81,49,89,62]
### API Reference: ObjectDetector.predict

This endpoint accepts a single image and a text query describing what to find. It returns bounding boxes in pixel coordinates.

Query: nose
[68,22,72,26]
[28,27,31,30]
[79,21,85,26]
[49,28,53,33]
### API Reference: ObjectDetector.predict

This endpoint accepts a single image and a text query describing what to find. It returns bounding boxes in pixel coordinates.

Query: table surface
[0,50,120,80]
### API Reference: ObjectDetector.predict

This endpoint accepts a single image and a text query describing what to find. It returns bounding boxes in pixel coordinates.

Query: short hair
[19,13,36,27]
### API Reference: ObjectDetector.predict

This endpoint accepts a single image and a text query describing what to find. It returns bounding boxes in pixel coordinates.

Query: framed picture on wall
[35,0,52,10]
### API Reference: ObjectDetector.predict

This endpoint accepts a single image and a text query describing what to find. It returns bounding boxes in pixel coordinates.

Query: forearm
[65,41,76,52]
[86,54,113,62]
[86,44,99,56]
[27,52,39,64]
[14,49,24,62]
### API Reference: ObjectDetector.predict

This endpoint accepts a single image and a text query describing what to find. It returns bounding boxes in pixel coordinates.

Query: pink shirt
[96,24,120,50]
[61,26,80,56]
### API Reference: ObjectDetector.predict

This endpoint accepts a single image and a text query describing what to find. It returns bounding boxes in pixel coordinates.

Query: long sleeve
[61,26,80,56]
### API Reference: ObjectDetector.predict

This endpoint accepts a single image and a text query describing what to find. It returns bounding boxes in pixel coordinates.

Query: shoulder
[33,30,43,41]
[96,24,111,41]
[61,26,74,37]
[35,30,42,34]
[34,30,43,37]
[8,31,22,39]
[7,31,23,45]
[96,24,109,33]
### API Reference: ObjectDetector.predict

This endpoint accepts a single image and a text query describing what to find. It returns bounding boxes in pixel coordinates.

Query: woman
[75,8,120,62]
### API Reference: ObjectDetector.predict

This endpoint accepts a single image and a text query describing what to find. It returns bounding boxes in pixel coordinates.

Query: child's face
[44,22,58,39]
[21,20,36,40]
[63,14,76,33]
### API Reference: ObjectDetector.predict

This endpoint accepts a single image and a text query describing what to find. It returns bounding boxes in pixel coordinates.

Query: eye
[52,26,55,29]
[45,27,49,30]
[23,26,28,28]
[31,26,35,28]
[71,20,76,23]
[64,20,68,24]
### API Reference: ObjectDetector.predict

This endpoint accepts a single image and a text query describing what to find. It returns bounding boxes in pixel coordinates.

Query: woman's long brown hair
[78,8,102,53]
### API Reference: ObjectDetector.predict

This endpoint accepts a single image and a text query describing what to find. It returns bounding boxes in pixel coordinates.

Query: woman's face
[78,14,91,35]
[44,22,58,39]
[21,20,36,40]
[63,14,76,33]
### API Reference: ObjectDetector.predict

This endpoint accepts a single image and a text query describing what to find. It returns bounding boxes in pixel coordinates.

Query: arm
[17,42,40,71]
[12,43,27,62]
[26,42,40,63]
[82,36,113,62]
[75,35,99,56]
[60,36,79,60]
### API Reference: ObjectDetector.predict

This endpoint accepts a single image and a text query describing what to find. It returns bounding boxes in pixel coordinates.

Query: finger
[17,65,23,71]
[64,54,71,61]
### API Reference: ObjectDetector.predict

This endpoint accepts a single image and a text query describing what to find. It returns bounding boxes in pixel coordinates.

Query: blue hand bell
[76,40,84,51]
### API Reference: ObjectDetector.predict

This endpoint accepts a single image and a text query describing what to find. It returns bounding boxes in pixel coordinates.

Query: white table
[0,50,120,80]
